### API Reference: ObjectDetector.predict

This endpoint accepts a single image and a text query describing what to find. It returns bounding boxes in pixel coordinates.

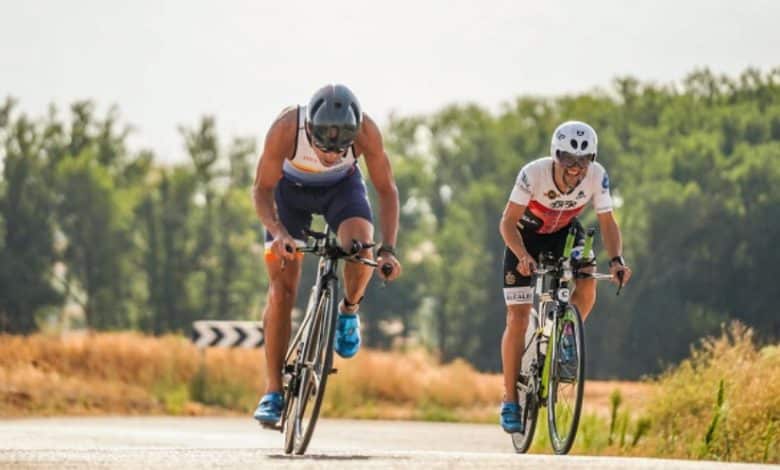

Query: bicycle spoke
[309,369,322,395]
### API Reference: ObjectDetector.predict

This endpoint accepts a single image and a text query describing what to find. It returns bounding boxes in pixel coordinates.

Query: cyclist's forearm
[376,186,399,246]
[500,218,529,259]
[253,185,288,239]
[599,215,623,259]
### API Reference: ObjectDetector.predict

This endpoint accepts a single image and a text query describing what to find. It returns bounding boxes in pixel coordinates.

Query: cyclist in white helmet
[497,120,633,433]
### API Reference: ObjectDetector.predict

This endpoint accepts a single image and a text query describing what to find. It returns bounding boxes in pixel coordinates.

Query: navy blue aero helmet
[305,84,363,153]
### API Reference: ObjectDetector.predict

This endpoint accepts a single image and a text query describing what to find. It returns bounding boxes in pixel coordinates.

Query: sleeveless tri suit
[265,106,372,248]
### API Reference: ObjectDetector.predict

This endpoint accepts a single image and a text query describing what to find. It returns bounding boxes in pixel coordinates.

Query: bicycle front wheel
[511,372,540,453]
[546,303,585,455]
[284,280,336,455]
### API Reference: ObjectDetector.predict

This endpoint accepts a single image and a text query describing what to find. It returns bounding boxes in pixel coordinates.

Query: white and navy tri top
[281,106,359,186]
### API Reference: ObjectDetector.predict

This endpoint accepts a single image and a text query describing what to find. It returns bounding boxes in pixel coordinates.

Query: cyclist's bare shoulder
[353,113,384,159]
[263,106,298,156]
[255,107,299,186]
[265,106,299,147]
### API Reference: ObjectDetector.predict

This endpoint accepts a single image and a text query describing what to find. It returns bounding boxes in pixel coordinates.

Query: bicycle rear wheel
[546,303,585,455]
[283,280,336,455]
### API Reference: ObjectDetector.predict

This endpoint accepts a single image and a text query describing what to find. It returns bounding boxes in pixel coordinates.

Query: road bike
[511,226,623,455]
[269,227,385,455]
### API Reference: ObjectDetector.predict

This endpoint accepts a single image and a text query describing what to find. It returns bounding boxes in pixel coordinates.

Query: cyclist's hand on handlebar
[609,262,632,286]
[270,231,297,262]
[376,253,402,281]
[516,252,537,277]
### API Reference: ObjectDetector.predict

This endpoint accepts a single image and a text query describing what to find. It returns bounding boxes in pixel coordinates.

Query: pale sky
[2,0,778,163]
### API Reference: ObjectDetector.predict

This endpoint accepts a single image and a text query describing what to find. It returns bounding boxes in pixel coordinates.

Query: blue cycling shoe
[253,392,284,425]
[500,401,525,434]
[334,312,361,358]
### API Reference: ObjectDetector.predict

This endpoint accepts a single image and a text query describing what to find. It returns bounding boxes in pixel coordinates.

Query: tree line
[2,67,778,378]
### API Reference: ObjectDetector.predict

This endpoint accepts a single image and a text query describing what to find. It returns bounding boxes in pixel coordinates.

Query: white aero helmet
[550,121,598,160]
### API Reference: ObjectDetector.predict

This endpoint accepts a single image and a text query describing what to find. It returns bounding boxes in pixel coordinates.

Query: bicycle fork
[538,302,559,401]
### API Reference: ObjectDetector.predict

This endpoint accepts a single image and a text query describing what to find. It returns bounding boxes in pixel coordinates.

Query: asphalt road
[0,417,772,469]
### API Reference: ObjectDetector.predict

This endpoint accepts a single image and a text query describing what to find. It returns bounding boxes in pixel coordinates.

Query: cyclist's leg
[502,246,535,403]
[572,273,596,320]
[319,170,374,358]
[262,180,309,394]
[262,254,303,393]
[324,169,375,312]
[336,217,374,312]
[502,304,532,402]
[568,220,597,321]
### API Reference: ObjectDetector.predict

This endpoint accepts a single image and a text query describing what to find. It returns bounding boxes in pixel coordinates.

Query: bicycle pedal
[259,422,282,432]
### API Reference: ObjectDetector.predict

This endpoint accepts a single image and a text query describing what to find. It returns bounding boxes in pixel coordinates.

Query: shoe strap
[260,393,283,405]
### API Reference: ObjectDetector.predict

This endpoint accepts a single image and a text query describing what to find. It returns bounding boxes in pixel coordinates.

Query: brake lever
[616,270,625,296]
[380,263,393,288]
[349,239,376,255]
[280,243,295,271]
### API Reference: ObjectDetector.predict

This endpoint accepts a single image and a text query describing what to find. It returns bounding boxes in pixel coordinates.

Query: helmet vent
[310,99,325,116]
[334,101,343,109]
[570,139,579,149]
[581,140,588,150]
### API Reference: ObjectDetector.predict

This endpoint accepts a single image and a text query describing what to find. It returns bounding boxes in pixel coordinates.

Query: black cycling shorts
[502,219,594,305]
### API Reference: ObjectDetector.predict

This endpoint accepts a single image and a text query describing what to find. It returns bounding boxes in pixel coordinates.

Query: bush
[637,322,779,463]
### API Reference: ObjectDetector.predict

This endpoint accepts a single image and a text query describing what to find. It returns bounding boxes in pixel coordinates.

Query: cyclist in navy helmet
[252,84,402,426]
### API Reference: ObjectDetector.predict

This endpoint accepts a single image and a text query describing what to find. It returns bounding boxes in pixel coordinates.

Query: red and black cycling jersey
[508,157,613,234]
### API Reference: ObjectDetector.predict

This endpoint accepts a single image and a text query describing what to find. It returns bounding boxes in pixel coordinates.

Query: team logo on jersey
[546,190,558,199]
[601,172,610,189]
[576,190,587,200]
[520,171,530,188]
[505,271,517,285]
[551,200,578,209]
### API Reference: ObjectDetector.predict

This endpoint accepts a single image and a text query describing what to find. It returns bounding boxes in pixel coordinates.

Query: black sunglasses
[312,140,349,154]
[556,151,594,168]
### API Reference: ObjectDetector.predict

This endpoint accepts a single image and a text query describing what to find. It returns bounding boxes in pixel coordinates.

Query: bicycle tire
[285,280,337,455]
[283,319,306,454]
[282,289,318,454]
[282,361,297,454]
[546,303,585,455]
[511,377,540,453]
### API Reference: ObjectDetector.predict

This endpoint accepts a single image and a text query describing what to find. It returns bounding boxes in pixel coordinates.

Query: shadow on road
[268,454,382,461]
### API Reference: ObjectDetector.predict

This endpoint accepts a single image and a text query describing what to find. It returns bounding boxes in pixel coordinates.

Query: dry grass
[325,349,502,422]
[631,322,780,463]
[0,332,262,416]
[328,352,654,423]
[0,331,650,424]
[583,380,656,418]
[3,325,773,462]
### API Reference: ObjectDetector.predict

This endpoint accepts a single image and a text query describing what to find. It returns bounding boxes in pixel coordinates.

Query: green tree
[0,99,62,332]
[55,151,137,329]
